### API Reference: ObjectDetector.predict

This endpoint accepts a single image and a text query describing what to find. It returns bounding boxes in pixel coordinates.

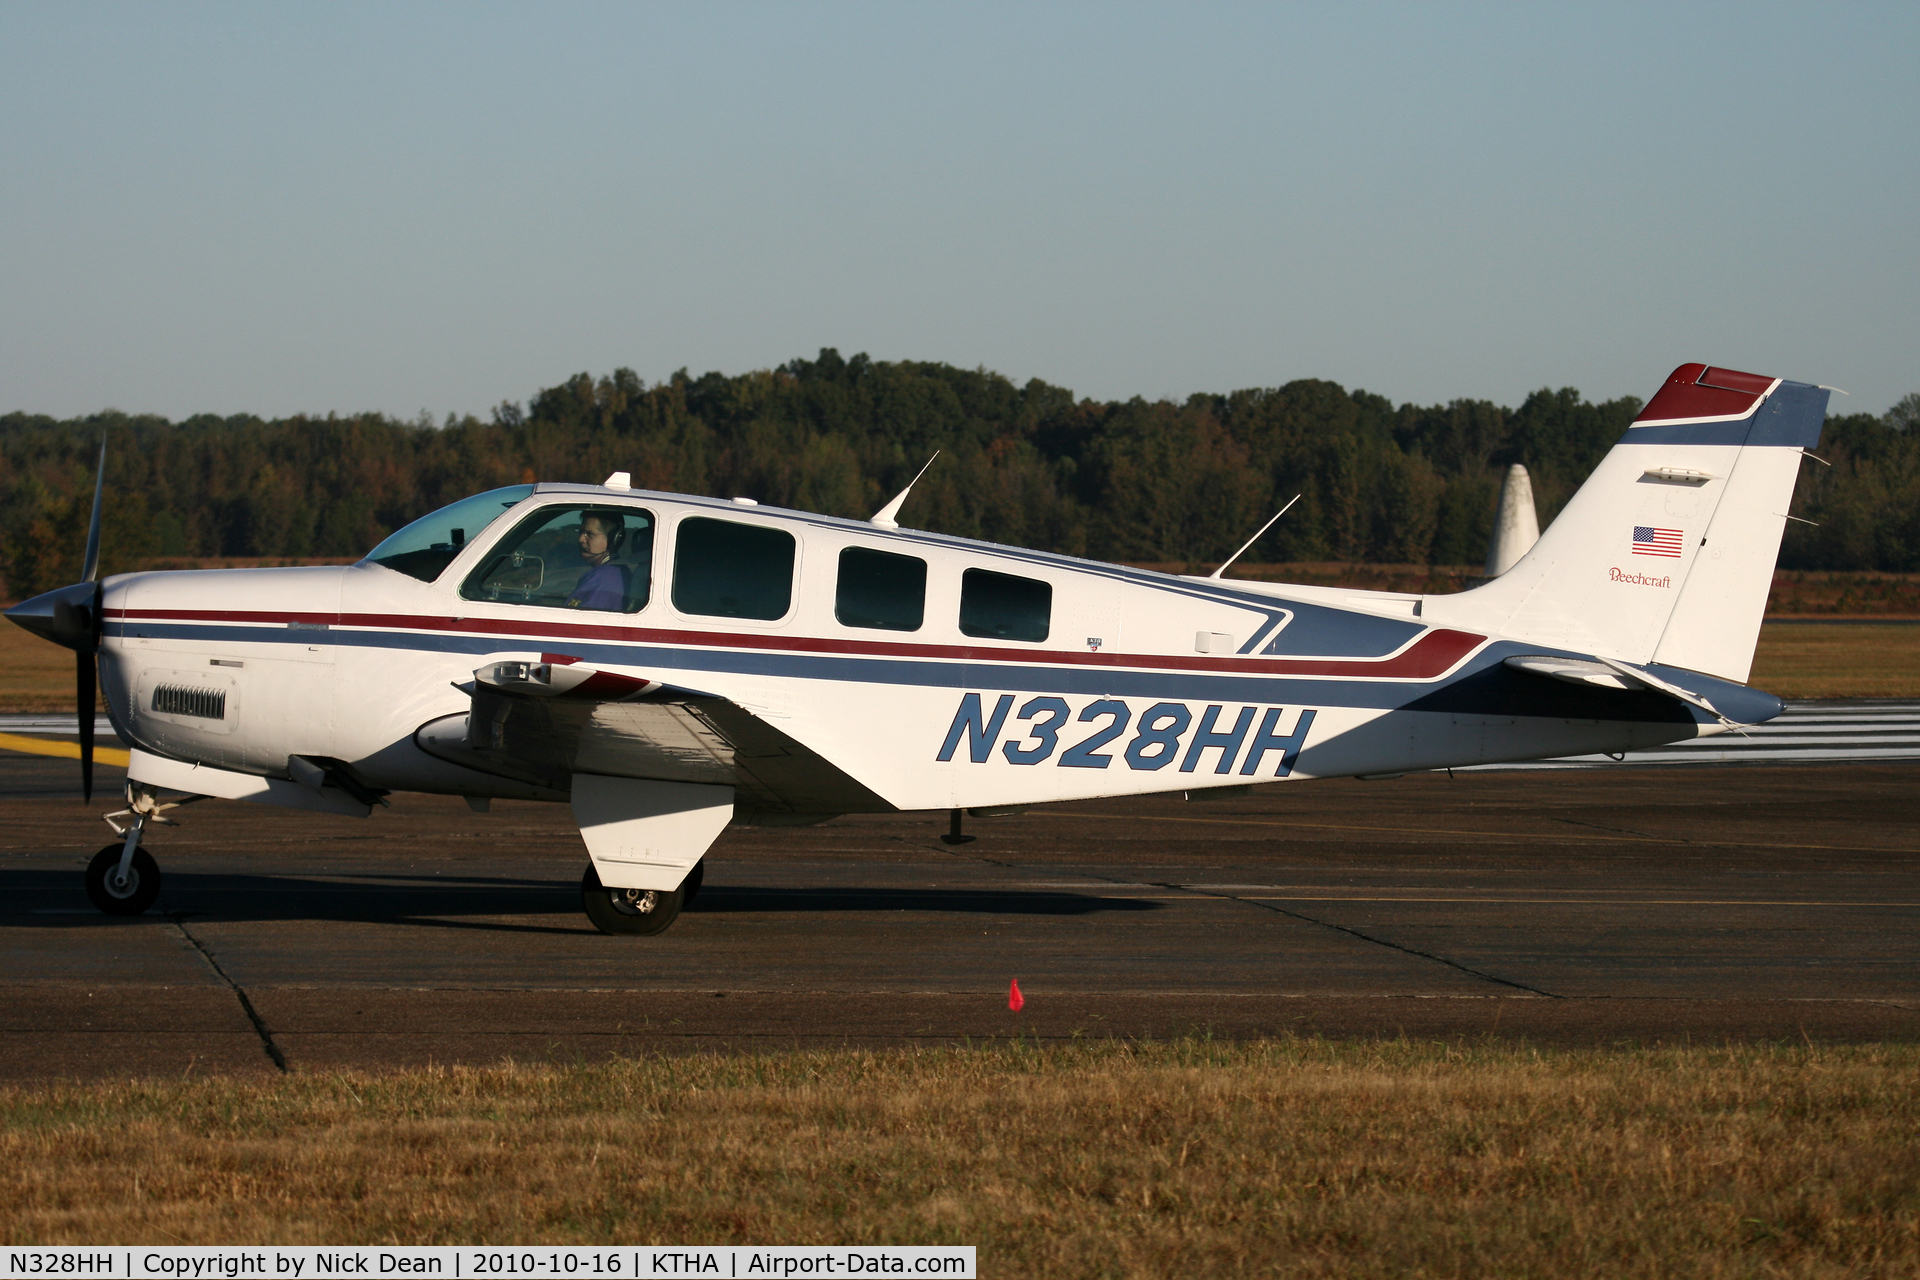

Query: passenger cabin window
[835,547,926,632]
[672,517,796,620]
[459,505,654,613]
[959,568,1051,642]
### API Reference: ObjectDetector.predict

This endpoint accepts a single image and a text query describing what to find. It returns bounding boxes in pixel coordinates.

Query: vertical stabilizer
[1431,364,1827,684]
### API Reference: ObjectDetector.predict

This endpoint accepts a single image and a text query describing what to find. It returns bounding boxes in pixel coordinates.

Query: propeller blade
[81,434,107,584]
[76,433,107,802]
[77,649,95,803]
[0,434,113,803]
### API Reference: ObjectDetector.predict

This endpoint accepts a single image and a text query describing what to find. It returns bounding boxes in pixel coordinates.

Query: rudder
[1651,379,1828,682]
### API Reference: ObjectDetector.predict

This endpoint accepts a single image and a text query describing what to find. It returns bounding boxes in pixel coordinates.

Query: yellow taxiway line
[0,732,131,767]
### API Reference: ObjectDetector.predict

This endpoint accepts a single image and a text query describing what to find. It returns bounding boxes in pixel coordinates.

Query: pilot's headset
[586,510,627,557]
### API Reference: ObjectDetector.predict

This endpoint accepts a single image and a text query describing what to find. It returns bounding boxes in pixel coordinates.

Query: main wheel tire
[85,844,161,916]
[683,859,705,904]
[581,863,684,936]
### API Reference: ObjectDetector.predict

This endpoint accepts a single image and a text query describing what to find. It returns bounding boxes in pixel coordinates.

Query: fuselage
[93,482,1766,816]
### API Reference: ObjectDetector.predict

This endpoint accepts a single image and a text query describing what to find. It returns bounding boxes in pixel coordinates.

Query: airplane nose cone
[5,580,101,652]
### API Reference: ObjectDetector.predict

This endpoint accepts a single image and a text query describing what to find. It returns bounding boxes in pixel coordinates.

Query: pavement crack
[1555,816,1687,842]
[1149,882,1563,999]
[168,915,289,1073]
[883,844,1556,998]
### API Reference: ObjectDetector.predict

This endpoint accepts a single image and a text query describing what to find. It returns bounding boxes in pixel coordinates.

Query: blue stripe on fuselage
[106,619,1763,725]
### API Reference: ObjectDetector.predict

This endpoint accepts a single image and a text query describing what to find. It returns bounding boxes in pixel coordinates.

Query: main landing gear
[85,785,187,916]
[581,859,704,936]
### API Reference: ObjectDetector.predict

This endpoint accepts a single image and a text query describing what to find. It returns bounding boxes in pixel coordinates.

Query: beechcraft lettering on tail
[9,363,1826,935]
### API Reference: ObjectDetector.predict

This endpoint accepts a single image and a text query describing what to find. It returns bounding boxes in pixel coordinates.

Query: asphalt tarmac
[3,748,1918,1079]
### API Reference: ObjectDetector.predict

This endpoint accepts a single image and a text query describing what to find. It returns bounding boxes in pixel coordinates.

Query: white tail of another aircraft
[1429,364,1828,684]
[1483,464,1539,577]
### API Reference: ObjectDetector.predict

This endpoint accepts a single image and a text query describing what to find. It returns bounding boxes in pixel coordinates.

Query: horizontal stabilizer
[1503,655,1640,690]
[1503,652,1782,727]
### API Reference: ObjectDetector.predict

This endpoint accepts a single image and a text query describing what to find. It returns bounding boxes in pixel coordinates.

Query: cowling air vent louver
[152,684,226,720]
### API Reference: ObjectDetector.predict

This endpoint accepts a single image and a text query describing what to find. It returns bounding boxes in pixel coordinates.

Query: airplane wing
[414,654,889,822]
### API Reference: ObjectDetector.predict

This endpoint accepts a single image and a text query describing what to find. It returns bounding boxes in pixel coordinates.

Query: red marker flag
[1008,979,1024,1011]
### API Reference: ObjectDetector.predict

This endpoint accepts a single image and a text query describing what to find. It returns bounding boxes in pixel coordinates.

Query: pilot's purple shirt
[568,562,625,610]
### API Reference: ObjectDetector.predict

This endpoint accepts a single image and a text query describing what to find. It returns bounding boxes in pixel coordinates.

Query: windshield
[362,485,537,583]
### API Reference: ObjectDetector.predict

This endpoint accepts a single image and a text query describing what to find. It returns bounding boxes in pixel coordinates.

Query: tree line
[1,351,1913,599]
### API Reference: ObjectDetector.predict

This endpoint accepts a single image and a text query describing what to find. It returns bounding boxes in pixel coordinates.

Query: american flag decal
[1632,525,1684,557]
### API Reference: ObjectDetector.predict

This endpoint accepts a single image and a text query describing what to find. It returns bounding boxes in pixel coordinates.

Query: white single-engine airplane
[9,363,1825,935]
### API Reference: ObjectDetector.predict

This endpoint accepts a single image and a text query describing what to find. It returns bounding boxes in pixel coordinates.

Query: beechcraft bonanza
[9,363,1827,934]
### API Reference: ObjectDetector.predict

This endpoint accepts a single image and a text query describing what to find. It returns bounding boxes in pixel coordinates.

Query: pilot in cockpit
[566,511,628,610]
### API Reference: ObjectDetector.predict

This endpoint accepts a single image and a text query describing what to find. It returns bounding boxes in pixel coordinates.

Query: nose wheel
[85,843,161,915]
[85,783,190,917]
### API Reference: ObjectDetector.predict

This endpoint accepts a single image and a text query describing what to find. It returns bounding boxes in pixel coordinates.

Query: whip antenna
[1208,494,1300,580]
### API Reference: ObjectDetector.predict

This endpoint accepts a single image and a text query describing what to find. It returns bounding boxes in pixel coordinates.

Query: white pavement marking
[1469,701,1920,770]
[0,716,115,735]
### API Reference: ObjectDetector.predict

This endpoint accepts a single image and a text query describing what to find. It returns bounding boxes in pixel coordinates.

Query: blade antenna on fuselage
[1207,494,1300,581]
[869,452,940,530]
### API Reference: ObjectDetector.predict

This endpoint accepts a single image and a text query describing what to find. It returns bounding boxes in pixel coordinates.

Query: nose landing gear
[85,843,160,915]
[85,785,189,917]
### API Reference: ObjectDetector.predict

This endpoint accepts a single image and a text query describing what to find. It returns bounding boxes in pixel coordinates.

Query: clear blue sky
[3,1,1914,421]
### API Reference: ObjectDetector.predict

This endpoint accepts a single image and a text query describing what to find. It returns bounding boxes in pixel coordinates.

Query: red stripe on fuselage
[103,609,1486,681]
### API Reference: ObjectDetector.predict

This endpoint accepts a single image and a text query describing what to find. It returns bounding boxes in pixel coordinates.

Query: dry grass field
[3,1040,1917,1275]
[0,622,94,713]
[0,615,1912,710]
[1746,623,1920,699]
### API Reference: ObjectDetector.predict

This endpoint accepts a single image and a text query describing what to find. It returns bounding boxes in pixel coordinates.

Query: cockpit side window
[959,568,1051,642]
[363,485,536,583]
[458,505,655,613]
